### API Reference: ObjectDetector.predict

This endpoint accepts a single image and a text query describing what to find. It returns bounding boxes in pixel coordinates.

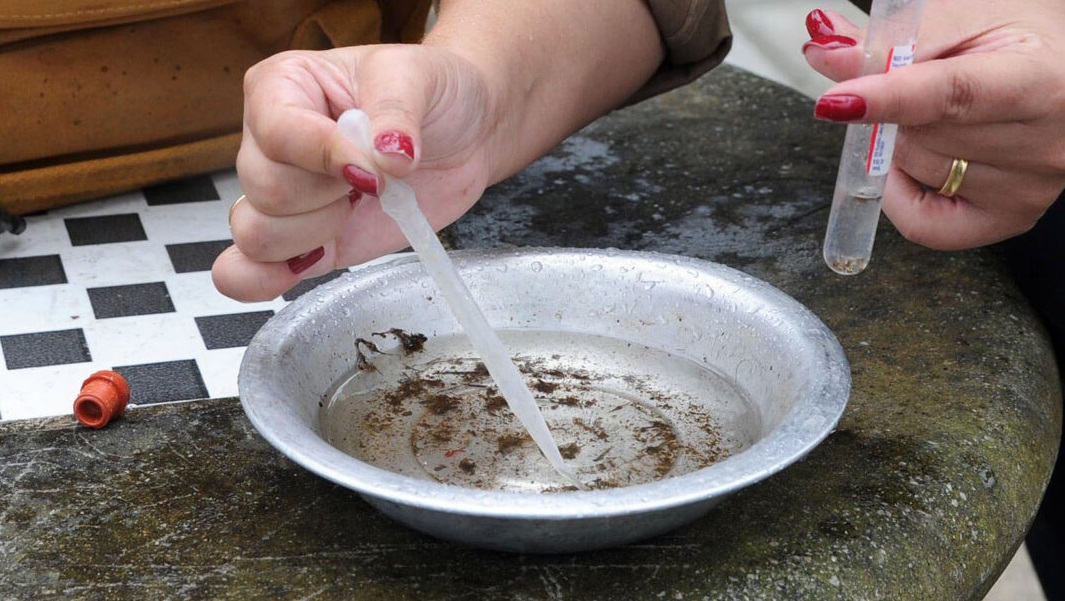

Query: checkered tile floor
[0,170,353,421]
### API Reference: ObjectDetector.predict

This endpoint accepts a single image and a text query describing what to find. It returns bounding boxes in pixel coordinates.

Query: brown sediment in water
[327,330,741,492]
[422,392,458,415]
[558,442,581,460]
[496,433,529,455]
[375,328,427,354]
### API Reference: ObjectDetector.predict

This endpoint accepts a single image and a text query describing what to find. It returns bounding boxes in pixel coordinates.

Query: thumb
[352,46,434,179]
[802,9,866,83]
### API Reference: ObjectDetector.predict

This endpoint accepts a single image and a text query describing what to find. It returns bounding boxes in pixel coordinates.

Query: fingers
[805,9,862,40]
[880,135,1054,250]
[890,135,1012,204]
[243,53,361,174]
[217,45,492,302]
[228,191,355,263]
[240,51,371,218]
[212,194,418,303]
[815,50,1045,128]
[802,9,865,83]
[899,120,1061,172]
[352,47,432,179]
[880,170,1041,251]
[211,244,338,303]
[236,134,353,217]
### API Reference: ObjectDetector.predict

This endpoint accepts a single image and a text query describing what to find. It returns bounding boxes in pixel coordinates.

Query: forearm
[424,0,666,183]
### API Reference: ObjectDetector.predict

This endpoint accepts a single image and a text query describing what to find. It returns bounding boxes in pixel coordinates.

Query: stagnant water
[320,330,760,492]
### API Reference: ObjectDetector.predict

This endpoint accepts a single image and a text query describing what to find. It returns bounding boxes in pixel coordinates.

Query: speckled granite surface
[1,66,1060,600]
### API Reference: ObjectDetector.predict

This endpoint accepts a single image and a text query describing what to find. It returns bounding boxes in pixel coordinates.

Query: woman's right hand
[212,44,501,302]
[212,0,665,302]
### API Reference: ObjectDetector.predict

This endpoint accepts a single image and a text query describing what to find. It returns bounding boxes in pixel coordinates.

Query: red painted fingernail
[348,189,363,205]
[806,9,835,38]
[342,165,379,196]
[374,131,415,161]
[802,35,857,53]
[287,246,325,275]
[814,94,867,122]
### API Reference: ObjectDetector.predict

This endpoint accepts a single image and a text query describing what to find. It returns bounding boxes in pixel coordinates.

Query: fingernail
[806,9,835,38]
[342,165,379,196]
[814,94,867,122]
[348,189,363,205]
[802,35,857,53]
[287,246,325,275]
[374,131,415,161]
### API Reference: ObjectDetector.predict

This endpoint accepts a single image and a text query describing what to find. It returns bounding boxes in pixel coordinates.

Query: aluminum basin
[239,248,850,553]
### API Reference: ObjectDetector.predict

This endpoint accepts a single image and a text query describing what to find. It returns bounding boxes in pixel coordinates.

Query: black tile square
[87,282,175,319]
[65,214,147,246]
[143,175,220,206]
[282,270,348,301]
[1,329,91,370]
[166,239,232,274]
[195,311,274,350]
[114,359,208,405]
[0,255,67,289]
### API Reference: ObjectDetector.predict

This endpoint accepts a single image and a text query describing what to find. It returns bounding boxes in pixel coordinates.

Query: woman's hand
[802,1,1065,250]
[212,44,499,301]
[212,0,664,302]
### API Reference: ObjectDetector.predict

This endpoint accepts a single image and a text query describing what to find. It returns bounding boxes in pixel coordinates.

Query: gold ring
[938,158,969,197]
[228,194,246,226]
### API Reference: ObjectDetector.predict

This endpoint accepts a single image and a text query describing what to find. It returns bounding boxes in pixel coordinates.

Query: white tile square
[196,346,246,399]
[139,201,234,245]
[0,362,101,420]
[0,216,72,258]
[81,314,205,367]
[166,271,286,316]
[0,285,92,336]
[60,241,174,288]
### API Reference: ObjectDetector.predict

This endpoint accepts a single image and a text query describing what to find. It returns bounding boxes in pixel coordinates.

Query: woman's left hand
[802,0,1065,250]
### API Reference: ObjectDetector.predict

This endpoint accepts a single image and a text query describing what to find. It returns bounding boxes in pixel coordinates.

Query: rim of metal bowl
[239,247,850,520]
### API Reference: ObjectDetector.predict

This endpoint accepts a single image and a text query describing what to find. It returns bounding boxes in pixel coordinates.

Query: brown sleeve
[626,0,732,105]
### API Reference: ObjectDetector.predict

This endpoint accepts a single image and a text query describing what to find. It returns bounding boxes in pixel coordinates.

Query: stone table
[1,66,1060,600]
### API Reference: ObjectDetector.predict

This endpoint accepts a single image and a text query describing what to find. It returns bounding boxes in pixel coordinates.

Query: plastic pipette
[337,109,583,488]
[823,0,927,275]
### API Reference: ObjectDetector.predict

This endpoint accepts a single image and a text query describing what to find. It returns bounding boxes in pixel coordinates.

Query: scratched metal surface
[0,66,1060,600]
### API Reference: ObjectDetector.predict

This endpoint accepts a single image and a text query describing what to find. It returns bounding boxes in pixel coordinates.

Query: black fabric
[1006,195,1065,598]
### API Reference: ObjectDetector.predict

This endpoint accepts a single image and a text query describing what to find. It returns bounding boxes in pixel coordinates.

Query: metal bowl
[239,248,850,553]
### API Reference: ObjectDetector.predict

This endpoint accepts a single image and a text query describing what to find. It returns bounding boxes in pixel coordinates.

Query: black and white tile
[0,170,362,421]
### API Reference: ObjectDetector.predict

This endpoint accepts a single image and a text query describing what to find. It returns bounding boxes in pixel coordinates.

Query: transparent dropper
[823,0,926,275]
[337,109,584,489]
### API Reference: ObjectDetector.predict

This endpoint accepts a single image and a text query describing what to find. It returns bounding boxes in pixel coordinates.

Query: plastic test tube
[823,0,926,275]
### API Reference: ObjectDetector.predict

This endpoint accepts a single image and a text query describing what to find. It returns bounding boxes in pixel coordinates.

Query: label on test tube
[866,44,917,176]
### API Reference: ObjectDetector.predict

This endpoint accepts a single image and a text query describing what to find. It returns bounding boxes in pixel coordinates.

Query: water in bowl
[320,329,760,492]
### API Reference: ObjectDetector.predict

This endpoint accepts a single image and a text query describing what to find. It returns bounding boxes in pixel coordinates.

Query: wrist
[423,0,665,184]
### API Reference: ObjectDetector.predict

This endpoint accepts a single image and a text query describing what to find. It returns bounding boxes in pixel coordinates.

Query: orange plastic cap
[74,370,130,429]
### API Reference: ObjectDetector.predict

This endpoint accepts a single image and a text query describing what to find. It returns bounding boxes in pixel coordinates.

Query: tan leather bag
[0,0,430,214]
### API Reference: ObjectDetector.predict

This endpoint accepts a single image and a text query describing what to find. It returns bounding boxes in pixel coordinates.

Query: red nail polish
[374,131,415,161]
[287,247,325,275]
[802,35,857,53]
[814,94,867,122]
[342,165,379,196]
[806,9,835,38]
